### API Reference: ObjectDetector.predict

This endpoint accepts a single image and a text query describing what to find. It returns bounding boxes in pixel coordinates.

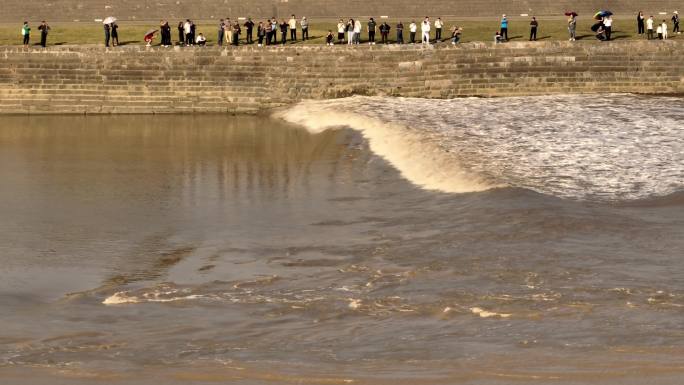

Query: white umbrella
[103,16,117,25]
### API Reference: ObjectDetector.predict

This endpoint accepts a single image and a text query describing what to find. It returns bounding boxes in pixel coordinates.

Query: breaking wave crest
[277,95,684,201]
[276,103,496,194]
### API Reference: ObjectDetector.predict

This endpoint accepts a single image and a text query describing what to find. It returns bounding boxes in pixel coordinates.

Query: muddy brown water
[0,113,683,385]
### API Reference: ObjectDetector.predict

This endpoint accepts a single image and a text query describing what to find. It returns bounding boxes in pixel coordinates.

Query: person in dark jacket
[367,17,377,44]
[379,21,390,44]
[673,11,680,34]
[244,18,254,43]
[257,22,266,46]
[637,11,645,34]
[38,20,50,47]
[177,22,184,45]
[396,21,404,43]
[164,21,169,46]
[110,22,119,46]
[279,19,288,44]
[529,16,538,41]
[232,21,240,46]
[218,19,225,46]
[189,21,196,45]
[104,23,111,47]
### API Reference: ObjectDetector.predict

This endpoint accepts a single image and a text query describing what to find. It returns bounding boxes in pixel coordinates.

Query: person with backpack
[22,21,30,47]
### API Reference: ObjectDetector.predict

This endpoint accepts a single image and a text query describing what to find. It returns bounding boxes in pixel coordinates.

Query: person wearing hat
[672,11,680,34]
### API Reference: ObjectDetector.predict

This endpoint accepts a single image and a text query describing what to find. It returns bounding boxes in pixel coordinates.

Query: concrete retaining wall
[0,41,682,114]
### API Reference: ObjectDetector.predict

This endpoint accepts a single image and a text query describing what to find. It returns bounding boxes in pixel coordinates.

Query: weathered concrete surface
[2,0,682,21]
[0,41,682,114]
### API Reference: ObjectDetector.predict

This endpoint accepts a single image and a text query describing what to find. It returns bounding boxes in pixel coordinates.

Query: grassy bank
[1,17,680,46]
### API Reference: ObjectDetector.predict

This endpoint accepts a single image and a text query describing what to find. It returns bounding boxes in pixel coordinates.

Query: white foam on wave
[276,95,684,201]
[276,102,495,194]
[103,290,206,305]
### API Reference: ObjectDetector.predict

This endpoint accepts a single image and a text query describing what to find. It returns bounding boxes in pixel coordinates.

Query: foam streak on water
[278,94,684,201]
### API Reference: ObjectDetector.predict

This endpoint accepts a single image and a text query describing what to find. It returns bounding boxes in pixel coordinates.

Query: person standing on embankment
[38,20,50,47]
[21,21,30,47]
[288,15,297,41]
[500,14,508,41]
[421,17,431,44]
[529,16,538,41]
[603,16,613,41]
[568,14,577,41]
[104,22,110,47]
[111,22,119,46]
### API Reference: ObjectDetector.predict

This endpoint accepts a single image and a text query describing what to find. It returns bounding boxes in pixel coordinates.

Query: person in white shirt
[183,20,192,45]
[409,21,417,43]
[354,19,362,44]
[646,16,654,39]
[288,15,297,41]
[434,17,443,41]
[603,16,613,40]
[661,20,668,39]
[195,33,206,46]
[421,17,431,44]
[337,19,346,44]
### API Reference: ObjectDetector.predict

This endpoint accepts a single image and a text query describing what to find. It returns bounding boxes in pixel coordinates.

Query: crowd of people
[636,11,679,40]
[17,11,681,48]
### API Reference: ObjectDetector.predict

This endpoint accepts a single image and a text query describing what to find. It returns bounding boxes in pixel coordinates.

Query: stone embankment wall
[3,0,683,21]
[0,41,682,114]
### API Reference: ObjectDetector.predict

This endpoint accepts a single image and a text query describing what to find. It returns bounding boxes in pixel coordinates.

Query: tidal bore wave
[278,94,684,201]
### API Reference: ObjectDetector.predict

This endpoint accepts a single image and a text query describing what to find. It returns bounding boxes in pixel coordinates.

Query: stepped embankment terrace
[0,40,682,114]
